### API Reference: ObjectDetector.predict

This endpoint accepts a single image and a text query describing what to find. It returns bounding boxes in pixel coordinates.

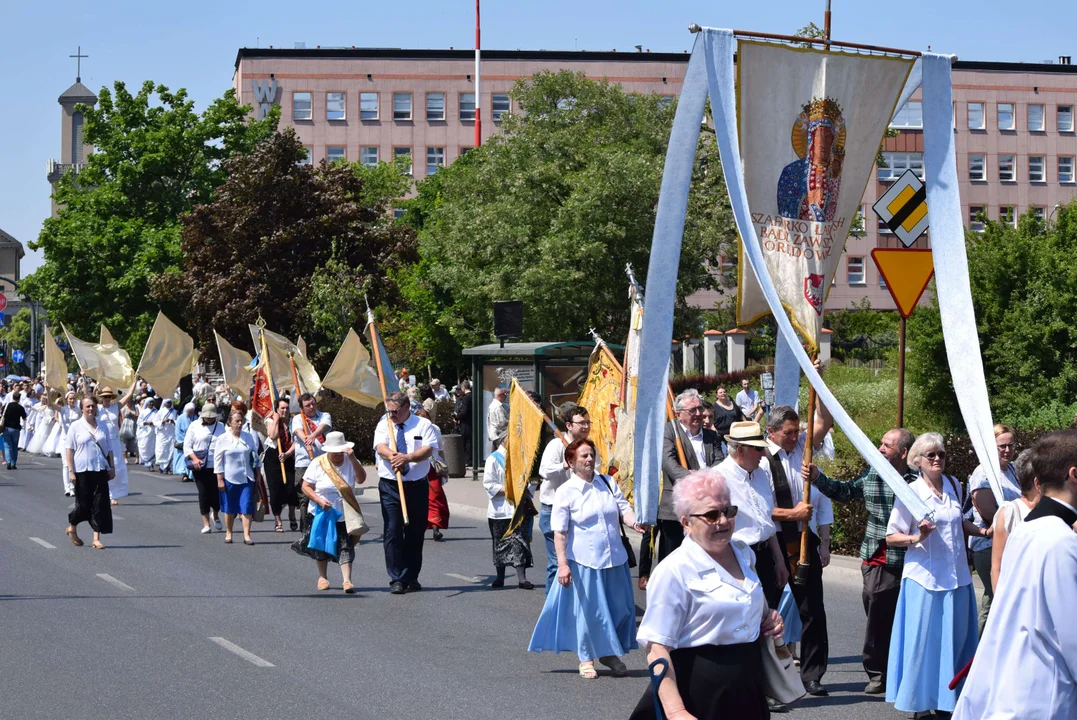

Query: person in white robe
[97,385,134,504]
[136,396,158,469]
[54,392,81,495]
[18,391,36,450]
[26,395,55,456]
[153,399,177,473]
[953,432,1077,720]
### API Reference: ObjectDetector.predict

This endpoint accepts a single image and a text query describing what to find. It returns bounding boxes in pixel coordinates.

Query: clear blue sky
[3,0,1071,274]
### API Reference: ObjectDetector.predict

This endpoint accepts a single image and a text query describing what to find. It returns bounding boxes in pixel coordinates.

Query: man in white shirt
[766,402,834,697]
[735,378,763,422]
[374,391,439,595]
[954,431,1077,720]
[536,403,590,594]
[192,374,212,401]
[486,387,509,446]
[292,393,332,530]
[430,379,449,402]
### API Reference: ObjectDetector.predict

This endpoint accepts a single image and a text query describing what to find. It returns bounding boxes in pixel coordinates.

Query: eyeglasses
[689,506,739,523]
[681,407,703,415]
[569,420,592,427]
[924,451,946,461]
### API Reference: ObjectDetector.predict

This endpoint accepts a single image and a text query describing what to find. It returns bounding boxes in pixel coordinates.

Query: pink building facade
[233,48,1077,314]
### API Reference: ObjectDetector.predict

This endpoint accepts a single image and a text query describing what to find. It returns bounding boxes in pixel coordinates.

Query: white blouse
[887,476,973,591]
[483,449,514,519]
[303,456,360,515]
[638,538,765,650]
[551,473,634,570]
[183,420,225,469]
[212,431,262,485]
[65,417,114,473]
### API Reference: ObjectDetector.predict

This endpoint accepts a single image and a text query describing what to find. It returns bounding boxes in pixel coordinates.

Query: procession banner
[98,324,135,373]
[612,287,644,502]
[43,326,66,392]
[64,325,136,390]
[214,330,253,401]
[137,311,199,399]
[503,378,545,536]
[247,325,321,395]
[296,336,308,359]
[577,341,622,475]
[735,40,914,349]
[322,328,383,409]
[364,310,398,402]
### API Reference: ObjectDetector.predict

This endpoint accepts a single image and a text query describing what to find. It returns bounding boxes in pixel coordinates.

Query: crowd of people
[5,366,1074,718]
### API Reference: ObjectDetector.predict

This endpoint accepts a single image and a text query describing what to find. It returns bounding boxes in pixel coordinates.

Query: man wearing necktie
[374,392,440,594]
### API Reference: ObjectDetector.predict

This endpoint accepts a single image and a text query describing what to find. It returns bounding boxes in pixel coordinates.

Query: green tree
[908,203,1077,429]
[157,129,417,371]
[0,309,33,375]
[23,81,277,351]
[397,71,739,369]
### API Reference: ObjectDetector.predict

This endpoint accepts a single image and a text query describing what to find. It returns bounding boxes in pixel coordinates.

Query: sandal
[65,527,84,547]
[342,581,355,594]
[274,523,284,533]
[91,541,105,550]
[317,578,330,591]
[578,662,598,680]
[289,519,298,531]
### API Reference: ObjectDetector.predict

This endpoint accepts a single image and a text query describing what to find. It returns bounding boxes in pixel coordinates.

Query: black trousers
[861,564,901,682]
[656,519,685,564]
[380,478,430,586]
[263,448,297,516]
[753,540,782,610]
[68,470,113,534]
[790,532,829,684]
[192,467,220,516]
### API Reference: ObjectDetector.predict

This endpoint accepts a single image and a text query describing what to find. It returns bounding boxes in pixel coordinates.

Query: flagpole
[257,322,284,519]
[367,316,410,525]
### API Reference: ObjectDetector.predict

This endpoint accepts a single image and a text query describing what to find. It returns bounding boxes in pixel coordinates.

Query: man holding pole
[766,401,834,697]
[374,391,439,595]
[292,393,332,529]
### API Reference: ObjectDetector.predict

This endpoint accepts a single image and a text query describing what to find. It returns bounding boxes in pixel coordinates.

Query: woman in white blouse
[989,449,1041,591]
[885,432,986,718]
[54,391,81,497]
[482,423,533,589]
[213,410,264,545]
[629,467,783,720]
[64,396,117,550]
[528,439,644,679]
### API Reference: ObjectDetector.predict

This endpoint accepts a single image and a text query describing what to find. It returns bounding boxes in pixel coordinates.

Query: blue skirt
[886,579,978,713]
[778,583,802,644]
[527,560,638,662]
[220,481,255,516]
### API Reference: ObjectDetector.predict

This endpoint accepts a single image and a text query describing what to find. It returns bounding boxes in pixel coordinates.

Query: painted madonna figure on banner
[735,41,914,347]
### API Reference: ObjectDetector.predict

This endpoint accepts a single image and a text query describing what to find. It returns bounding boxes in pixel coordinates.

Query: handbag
[431,458,449,477]
[598,474,637,568]
[318,454,370,542]
[184,422,217,470]
[761,634,806,705]
[120,416,136,441]
[0,401,8,432]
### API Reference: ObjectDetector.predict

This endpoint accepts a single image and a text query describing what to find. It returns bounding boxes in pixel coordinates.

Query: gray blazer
[658,422,724,521]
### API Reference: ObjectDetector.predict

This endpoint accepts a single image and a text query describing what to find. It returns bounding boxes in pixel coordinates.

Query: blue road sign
[0,313,5,328]
[12,349,24,363]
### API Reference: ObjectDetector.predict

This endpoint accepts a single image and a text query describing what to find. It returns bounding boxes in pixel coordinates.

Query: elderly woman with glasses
[629,467,784,720]
[885,432,986,719]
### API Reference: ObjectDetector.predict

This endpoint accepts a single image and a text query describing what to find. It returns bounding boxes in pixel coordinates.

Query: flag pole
[255,319,283,519]
[367,314,410,525]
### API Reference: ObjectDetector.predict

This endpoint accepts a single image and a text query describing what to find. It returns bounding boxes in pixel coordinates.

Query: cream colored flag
[64,325,136,389]
[321,328,383,408]
[248,325,321,395]
[214,330,253,401]
[99,325,135,372]
[296,336,308,358]
[43,326,67,392]
[136,311,197,399]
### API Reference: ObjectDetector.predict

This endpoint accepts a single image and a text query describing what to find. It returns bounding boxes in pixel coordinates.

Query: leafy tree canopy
[397,70,738,370]
[24,81,277,351]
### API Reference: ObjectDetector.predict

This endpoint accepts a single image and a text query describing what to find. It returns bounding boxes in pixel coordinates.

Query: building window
[890,101,923,129]
[998,154,1016,182]
[326,146,346,163]
[426,146,445,175]
[293,92,312,121]
[969,154,986,181]
[393,93,412,120]
[492,93,511,121]
[1030,206,1046,222]
[1060,156,1075,183]
[426,93,446,121]
[1029,155,1045,182]
[393,208,406,220]
[360,146,379,166]
[999,205,1016,227]
[1028,104,1046,131]
[459,146,473,157]
[968,102,985,130]
[879,270,888,289]
[847,256,865,285]
[969,205,986,232]
[299,146,313,166]
[71,111,84,164]
[878,152,924,181]
[1059,105,1074,132]
[460,92,476,121]
[326,92,346,120]
[394,146,412,175]
[360,92,379,120]
[997,103,1015,130]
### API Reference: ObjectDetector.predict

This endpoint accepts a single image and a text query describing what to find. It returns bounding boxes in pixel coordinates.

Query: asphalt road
[0,455,914,720]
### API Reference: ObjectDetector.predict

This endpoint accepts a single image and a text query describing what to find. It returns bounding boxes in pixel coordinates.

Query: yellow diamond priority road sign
[873,169,929,248]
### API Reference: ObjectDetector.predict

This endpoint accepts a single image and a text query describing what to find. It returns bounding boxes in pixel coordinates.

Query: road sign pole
[897,315,906,428]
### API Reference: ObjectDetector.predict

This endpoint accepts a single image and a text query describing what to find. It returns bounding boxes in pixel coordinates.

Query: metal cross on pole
[70,46,89,82]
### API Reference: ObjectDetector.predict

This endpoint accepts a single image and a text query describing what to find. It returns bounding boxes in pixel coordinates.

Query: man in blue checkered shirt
[808,428,918,696]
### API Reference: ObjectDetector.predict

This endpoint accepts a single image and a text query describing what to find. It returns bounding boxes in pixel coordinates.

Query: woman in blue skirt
[528,438,645,679]
[213,409,264,546]
[885,432,987,718]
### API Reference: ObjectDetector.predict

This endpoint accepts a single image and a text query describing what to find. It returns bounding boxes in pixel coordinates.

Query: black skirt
[263,447,298,513]
[629,642,768,720]
[68,470,113,534]
[488,517,533,569]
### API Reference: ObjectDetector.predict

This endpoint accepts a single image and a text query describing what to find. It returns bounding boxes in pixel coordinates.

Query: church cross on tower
[70,46,89,83]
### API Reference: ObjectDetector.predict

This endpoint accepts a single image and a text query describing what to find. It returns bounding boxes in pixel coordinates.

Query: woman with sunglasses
[885,432,986,719]
[629,466,783,720]
[529,438,644,679]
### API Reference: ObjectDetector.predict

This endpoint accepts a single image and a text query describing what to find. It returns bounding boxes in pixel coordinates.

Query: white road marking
[112,515,124,520]
[157,494,179,502]
[29,537,57,549]
[96,573,135,591]
[208,637,275,667]
[445,573,482,583]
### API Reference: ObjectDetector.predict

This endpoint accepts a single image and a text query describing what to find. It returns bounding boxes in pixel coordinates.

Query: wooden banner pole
[796,354,819,586]
[897,315,907,429]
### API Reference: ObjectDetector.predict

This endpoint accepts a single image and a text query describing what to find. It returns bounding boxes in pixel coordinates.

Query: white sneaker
[201,526,212,534]
[214,517,223,530]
